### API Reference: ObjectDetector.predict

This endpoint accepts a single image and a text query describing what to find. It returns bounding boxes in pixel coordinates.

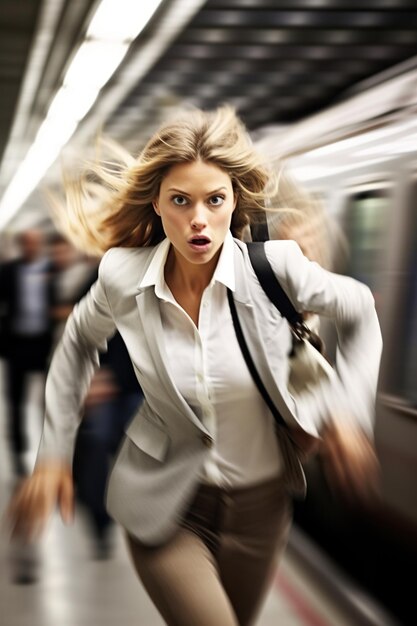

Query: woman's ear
[152,199,160,216]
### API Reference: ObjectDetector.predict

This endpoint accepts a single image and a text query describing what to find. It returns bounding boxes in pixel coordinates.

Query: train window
[343,185,390,311]
[401,179,417,406]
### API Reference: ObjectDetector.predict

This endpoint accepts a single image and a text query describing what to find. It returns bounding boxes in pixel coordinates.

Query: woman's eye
[209,195,225,206]
[172,195,188,206]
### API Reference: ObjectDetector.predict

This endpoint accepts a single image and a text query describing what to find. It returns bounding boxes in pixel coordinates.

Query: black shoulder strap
[247,242,302,327]
[226,288,288,429]
[249,221,269,243]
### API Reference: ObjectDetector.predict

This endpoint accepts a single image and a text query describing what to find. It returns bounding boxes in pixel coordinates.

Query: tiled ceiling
[1,0,417,226]
[0,0,43,163]
[103,0,417,149]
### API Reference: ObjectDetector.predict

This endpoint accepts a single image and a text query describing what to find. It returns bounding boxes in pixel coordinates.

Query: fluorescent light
[0,118,78,229]
[48,85,99,122]
[0,0,169,229]
[35,117,78,152]
[0,153,58,229]
[64,40,129,90]
[87,0,164,41]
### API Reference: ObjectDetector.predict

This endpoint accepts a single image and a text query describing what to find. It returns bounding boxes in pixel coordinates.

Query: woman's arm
[266,239,383,435]
[266,240,383,499]
[7,251,117,539]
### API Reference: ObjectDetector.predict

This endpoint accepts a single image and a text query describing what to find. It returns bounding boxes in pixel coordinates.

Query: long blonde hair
[52,106,275,256]
[264,170,332,269]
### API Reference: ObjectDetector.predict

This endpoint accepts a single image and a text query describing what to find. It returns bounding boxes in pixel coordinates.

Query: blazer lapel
[135,287,210,434]
[232,242,301,428]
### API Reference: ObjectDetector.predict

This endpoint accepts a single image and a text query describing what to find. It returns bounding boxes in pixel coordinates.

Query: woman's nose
[190,204,208,229]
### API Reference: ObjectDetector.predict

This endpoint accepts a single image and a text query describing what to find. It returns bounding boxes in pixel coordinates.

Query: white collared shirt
[140,231,282,487]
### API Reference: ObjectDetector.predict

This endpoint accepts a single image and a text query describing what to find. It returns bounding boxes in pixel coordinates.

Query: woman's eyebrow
[167,187,190,194]
[167,186,227,194]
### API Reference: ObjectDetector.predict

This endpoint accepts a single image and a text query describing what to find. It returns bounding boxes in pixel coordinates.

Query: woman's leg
[216,479,292,626]
[126,529,239,626]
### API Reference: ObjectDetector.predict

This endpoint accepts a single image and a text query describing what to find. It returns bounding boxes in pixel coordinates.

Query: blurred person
[0,229,56,478]
[74,331,144,559]
[7,107,382,626]
[70,259,144,559]
[49,233,91,346]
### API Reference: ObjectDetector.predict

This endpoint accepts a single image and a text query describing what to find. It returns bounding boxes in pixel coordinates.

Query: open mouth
[189,236,211,246]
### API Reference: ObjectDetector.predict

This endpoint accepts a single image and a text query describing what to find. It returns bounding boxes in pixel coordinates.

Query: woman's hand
[6,461,74,541]
[319,419,380,504]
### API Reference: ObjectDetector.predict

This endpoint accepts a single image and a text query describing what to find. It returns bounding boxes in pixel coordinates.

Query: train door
[342,180,392,314]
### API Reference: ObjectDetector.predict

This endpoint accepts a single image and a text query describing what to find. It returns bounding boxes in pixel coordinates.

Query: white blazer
[37,237,382,545]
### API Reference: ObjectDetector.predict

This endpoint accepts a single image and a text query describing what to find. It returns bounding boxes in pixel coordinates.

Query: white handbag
[287,315,335,396]
[245,242,335,396]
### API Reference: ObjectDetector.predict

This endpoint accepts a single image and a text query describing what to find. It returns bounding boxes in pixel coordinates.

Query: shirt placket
[195,287,223,484]
[195,288,216,437]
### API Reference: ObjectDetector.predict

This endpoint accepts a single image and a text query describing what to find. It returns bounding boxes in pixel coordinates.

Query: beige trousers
[126,476,292,626]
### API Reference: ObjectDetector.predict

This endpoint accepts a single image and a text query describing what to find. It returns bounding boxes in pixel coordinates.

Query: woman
[8,106,382,626]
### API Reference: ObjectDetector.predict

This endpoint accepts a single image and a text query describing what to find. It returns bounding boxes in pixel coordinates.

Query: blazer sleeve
[265,239,383,436]
[36,250,117,464]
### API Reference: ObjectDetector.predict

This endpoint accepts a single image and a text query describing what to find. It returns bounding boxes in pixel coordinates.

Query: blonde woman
[8,107,382,626]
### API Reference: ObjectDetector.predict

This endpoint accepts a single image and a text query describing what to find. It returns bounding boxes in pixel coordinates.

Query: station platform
[0,498,367,626]
[0,370,399,626]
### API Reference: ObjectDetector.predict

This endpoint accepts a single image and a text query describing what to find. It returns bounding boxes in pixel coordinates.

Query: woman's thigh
[217,483,292,626]
[126,529,239,626]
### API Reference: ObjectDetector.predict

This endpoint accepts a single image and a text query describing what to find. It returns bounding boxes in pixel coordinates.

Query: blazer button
[201,434,213,448]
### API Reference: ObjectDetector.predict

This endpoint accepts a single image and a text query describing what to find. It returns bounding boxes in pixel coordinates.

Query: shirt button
[201,434,213,448]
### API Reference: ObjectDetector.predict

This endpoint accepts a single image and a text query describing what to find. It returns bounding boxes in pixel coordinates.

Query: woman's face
[153,160,236,269]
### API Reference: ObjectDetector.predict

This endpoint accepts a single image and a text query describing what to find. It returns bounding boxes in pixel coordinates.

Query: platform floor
[0,369,365,626]
[1,501,361,626]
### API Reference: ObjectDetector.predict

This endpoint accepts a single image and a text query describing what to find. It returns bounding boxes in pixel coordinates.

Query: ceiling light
[35,117,79,153]
[48,86,99,122]
[87,0,163,42]
[0,0,165,229]
[64,40,129,90]
[0,119,78,229]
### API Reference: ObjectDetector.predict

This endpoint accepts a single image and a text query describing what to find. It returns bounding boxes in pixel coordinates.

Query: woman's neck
[164,246,219,296]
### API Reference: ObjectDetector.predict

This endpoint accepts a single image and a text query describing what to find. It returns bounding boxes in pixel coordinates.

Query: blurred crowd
[0,227,143,569]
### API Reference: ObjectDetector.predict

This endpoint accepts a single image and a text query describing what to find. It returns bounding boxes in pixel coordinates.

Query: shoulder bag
[227,241,379,501]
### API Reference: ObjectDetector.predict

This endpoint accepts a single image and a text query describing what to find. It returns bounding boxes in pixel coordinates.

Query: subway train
[252,66,417,626]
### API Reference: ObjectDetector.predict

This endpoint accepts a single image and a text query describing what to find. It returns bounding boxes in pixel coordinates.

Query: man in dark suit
[0,229,55,477]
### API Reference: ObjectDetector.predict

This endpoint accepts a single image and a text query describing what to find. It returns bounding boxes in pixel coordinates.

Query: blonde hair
[265,170,332,269]
[52,106,275,256]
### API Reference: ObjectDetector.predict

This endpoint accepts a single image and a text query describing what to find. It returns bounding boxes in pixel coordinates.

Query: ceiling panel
[1,0,417,227]
[102,0,417,149]
[0,0,43,162]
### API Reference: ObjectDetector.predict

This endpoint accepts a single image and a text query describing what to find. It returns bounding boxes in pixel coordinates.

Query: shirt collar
[211,230,235,291]
[139,237,171,292]
[139,230,236,295]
